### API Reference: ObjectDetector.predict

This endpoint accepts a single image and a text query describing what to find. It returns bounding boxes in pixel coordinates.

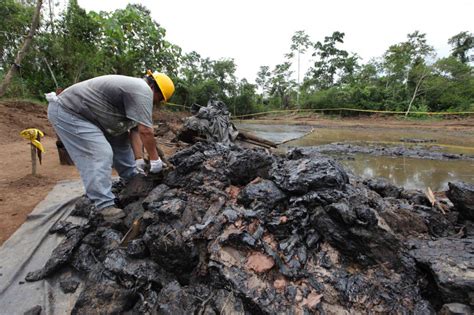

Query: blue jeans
[48,100,137,209]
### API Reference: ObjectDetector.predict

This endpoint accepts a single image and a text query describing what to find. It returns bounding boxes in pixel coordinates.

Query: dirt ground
[0,101,78,245]
[1,100,473,245]
[240,112,474,132]
[0,100,184,245]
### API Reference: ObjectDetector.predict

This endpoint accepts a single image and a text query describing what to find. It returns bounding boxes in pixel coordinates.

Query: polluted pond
[24,101,474,314]
[239,122,474,191]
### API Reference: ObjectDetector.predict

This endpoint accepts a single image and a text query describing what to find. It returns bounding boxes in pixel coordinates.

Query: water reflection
[289,127,474,155]
[237,123,312,144]
[238,123,474,191]
[338,154,474,191]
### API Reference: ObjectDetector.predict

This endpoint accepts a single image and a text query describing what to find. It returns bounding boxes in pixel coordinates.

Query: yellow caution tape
[20,128,45,152]
[232,108,474,119]
[164,102,191,109]
[156,102,474,118]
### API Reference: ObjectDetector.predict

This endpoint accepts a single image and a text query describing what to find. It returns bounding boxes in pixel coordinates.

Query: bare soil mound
[0,100,55,143]
[0,99,79,245]
[0,99,187,245]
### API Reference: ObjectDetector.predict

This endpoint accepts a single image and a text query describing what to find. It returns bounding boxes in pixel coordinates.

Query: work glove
[45,92,59,102]
[135,158,147,175]
[149,159,163,174]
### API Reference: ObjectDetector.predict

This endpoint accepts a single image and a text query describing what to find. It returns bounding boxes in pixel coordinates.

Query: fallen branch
[278,128,315,145]
[238,138,273,149]
[425,187,447,215]
[237,130,277,148]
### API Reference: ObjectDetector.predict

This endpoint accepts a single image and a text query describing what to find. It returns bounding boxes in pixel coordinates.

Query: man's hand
[135,158,147,174]
[135,158,164,175]
[149,159,163,173]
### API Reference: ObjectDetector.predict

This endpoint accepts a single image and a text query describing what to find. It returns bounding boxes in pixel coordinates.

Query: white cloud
[78,0,474,82]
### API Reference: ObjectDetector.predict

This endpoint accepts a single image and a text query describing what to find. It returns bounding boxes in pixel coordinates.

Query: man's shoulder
[81,75,148,96]
[94,75,144,85]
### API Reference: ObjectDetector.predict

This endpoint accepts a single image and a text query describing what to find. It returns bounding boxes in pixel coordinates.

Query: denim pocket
[47,101,59,124]
[52,104,81,135]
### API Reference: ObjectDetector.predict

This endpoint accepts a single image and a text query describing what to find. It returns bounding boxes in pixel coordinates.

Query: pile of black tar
[25,142,474,314]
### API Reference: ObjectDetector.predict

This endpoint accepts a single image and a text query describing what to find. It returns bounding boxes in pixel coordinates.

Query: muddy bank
[24,142,474,313]
[300,142,474,161]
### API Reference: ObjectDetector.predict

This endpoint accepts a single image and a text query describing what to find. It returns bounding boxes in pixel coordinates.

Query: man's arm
[129,127,144,159]
[134,124,159,161]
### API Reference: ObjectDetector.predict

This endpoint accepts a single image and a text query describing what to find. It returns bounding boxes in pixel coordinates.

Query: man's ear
[156,88,164,102]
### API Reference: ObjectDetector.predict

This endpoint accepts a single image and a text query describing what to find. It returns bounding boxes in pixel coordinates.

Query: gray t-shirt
[58,75,153,136]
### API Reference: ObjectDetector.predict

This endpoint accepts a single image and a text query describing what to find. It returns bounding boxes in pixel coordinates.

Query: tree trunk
[405,71,428,117]
[43,56,58,88]
[73,62,85,84]
[0,0,43,97]
[297,51,300,109]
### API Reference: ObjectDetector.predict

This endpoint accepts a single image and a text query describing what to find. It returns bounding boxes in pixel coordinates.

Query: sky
[77,0,473,83]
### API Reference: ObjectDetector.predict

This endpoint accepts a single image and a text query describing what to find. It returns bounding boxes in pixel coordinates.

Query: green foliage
[0,0,34,71]
[255,65,271,97]
[424,57,474,111]
[96,4,181,76]
[1,74,32,98]
[304,31,359,91]
[448,31,474,64]
[1,2,472,117]
[173,55,238,106]
[16,0,103,96]
[190,79,220,106]
[211,59,237,98]
[381,32,435,111]
[304,87,349,109]
[288,31,311,58]
[269,62,294,108]
[230,79,257,116]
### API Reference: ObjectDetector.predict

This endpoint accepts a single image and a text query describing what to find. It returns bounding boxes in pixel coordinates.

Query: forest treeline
[1,0,473,116]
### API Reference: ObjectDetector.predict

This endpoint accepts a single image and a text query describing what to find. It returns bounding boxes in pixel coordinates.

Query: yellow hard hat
[146,70,175,102]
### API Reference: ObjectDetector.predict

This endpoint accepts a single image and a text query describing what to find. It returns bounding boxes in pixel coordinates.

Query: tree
[15,0,103,96]
[405,62,431,116]
[179,51,202,84]
[211,59,237,99]
[96,4,181,77]
[344,60,386,110]
[173,51,203,105]
[448,31,474,64]
[55,0,101,84]
[190,79,220,106]
[269,62,294,108]
[305,31,357,91]
[424,56,474,111]
[0,0,43,97]
[382,31,435,111]
[232,78,257,116]
[174,53,241,106]
[0,0,34,71]
[255,65,271,99]
[286,30,311,108]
